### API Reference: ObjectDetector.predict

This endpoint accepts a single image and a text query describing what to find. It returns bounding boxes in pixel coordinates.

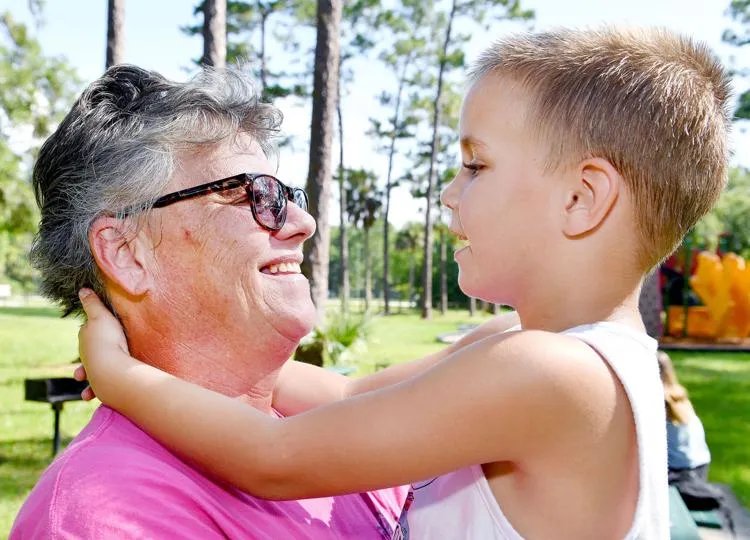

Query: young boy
[76,26,730,539]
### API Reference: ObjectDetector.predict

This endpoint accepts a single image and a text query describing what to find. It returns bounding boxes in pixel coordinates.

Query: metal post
[52,402,63,456]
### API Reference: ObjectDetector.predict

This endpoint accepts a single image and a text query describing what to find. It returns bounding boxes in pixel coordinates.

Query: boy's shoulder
[468,323,653,439]
[487,320,657,379]
[479,326,616,385]
[465,327,621,410]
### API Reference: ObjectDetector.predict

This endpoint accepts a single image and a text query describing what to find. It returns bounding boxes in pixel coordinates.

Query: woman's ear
[562,157,621,237]
[89,216,154,296]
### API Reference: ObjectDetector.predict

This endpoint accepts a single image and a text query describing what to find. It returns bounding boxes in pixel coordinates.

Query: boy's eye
[462,162,483,176]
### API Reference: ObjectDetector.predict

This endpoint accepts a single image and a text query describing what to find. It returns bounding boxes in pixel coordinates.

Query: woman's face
[146,133,317,346]
[441,76,563,306]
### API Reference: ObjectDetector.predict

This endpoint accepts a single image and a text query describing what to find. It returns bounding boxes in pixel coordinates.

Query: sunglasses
[148,173,309,231]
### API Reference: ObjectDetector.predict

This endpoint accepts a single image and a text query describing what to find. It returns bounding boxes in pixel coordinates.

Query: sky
[2,0,748,228]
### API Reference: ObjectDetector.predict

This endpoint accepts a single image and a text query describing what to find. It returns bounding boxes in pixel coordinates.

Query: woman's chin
[279,307,318,343]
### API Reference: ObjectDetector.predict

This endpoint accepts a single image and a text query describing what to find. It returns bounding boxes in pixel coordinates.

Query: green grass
[0,306,747,537]
[665,350,750,505]
[0,306,98,535]
[352,310,492,371]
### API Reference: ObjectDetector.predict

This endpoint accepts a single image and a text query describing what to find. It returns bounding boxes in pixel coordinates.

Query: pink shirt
[11,406,408,539]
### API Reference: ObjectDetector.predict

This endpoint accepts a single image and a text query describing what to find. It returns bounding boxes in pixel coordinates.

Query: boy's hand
[72,364,96,401]
[76,288,134,402]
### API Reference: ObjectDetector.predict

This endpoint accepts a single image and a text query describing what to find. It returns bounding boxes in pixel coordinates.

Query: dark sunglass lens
[293,189,308,212]
[252,176,285,229]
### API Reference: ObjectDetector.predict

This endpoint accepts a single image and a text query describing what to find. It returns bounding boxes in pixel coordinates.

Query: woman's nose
[276,199,316,242]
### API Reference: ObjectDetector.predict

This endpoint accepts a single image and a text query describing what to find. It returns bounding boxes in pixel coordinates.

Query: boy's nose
[440,177,460,210]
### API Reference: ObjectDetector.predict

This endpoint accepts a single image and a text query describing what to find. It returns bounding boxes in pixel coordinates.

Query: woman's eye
[215,186,245,203]
[225,190,250,206]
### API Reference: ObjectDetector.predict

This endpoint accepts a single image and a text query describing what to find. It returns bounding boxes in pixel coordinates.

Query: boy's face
[441,76,564,306]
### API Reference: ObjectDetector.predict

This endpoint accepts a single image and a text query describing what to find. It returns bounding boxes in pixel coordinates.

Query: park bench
[670,483,750,539]
[24,377,88,456]
[670,486,703,539]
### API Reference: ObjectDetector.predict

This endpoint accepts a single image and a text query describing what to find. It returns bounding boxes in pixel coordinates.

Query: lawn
[0,306,97,536]
[665,350,750,505]
[0,305,748,537]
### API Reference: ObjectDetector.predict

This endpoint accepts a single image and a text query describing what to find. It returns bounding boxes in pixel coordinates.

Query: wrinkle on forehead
[171,134,272,191]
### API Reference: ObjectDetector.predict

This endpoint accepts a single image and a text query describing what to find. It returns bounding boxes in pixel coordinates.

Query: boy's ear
[89,216,154,297]
[562,158,621,237]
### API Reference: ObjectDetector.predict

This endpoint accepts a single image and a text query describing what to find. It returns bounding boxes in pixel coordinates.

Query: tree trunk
[492,303,501,315]
[440,227,448,314]
[259,11,268,94]
[352,244,360,308]
[407,255,415,310]
[382,58,410,316]
[364,226,372,312]
[337,83,349,314]
[105,0,125,68]
[302,0,342,323]
[420,0,457,320]
[469,296,476,316]
[201,0,226,68]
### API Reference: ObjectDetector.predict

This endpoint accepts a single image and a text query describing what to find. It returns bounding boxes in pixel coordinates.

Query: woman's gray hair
[30,64,282,316]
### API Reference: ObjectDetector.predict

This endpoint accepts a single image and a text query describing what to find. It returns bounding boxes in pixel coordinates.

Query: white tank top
[403,322,668,539]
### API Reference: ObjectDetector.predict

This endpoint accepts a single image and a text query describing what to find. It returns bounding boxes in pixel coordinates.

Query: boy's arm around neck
[272,310,521,415]
[96,326,621,501]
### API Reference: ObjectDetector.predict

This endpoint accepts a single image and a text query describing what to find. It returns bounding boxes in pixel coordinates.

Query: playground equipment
[667,252,750,339]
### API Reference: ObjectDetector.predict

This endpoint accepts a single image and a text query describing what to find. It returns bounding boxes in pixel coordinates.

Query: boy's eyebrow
[460,135,488,153]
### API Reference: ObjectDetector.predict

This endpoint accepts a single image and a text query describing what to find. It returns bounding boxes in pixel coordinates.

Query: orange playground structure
[666,252,750,340]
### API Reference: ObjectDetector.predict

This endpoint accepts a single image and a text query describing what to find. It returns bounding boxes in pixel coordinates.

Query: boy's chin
[459,272,508,301]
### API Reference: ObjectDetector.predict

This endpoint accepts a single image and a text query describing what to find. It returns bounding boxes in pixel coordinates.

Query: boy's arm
[80,292,613,500]
[272,311,520,415]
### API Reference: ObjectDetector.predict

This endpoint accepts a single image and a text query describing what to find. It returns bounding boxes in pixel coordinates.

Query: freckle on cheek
[182,228,200,247]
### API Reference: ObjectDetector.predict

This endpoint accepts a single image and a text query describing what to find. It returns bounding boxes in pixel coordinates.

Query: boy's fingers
[81,386,96,401]
[73,365,87,382]
[78,288,107,319]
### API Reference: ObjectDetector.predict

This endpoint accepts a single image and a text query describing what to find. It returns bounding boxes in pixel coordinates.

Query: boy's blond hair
[469,27,732,269]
